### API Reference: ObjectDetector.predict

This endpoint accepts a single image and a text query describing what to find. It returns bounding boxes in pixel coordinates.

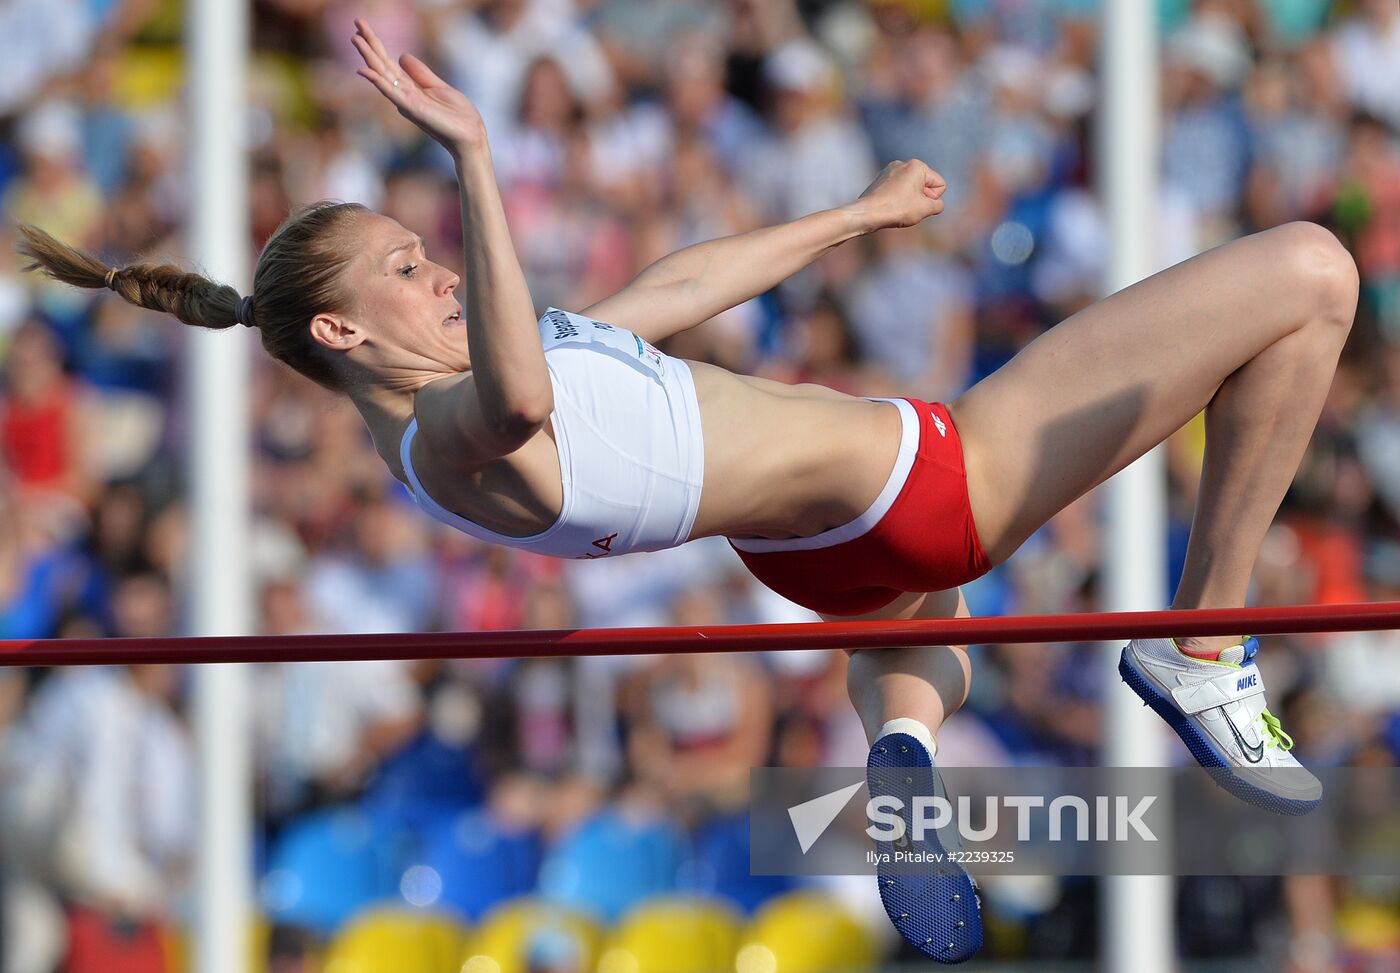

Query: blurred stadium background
[0,0,1398,970]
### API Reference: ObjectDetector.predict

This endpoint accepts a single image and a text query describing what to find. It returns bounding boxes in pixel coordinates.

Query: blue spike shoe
[866,733,983,963]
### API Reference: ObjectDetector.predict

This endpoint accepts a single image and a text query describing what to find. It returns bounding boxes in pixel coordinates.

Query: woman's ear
[309,312,368,352]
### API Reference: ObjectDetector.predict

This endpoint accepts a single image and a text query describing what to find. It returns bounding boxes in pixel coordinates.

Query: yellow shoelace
[1259,708,1294,751]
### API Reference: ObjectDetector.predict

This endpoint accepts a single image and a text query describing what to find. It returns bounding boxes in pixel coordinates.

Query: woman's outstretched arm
[352,19,551,450]
[582,160,948,344]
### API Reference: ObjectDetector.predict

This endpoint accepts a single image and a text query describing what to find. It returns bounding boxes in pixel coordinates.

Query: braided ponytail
[14,223,250,331]
[15,200,369,392]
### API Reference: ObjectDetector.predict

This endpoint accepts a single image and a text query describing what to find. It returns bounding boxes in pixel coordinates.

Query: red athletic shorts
[729,398,992,616]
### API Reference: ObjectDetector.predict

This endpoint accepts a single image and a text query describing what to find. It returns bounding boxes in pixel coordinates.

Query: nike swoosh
[1227,716,1265,763]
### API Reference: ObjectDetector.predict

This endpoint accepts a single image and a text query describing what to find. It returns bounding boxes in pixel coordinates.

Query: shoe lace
[1258,708,1294,751]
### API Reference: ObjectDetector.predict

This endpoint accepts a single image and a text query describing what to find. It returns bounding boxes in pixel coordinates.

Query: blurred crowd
[0,0,1398,970]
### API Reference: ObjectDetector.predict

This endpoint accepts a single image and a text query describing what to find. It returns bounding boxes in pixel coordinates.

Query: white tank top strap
[398,417,570,547]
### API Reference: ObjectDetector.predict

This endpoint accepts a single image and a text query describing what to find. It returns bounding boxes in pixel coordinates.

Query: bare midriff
[393,359,906,544]
[682,360,904,541]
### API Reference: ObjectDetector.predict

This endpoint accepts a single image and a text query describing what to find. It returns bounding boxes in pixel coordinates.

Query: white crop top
[399,308,705,560]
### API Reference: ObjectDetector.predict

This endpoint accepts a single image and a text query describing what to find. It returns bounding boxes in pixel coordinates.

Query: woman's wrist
[837,201,887,237]
[452,140,501,195]
[449,136,491,165]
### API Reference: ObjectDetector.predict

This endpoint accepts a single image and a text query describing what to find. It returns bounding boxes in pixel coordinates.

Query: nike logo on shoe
[1227,714,1265,763]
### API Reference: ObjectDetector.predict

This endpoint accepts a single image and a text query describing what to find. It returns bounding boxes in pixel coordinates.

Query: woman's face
[317,211,470,379]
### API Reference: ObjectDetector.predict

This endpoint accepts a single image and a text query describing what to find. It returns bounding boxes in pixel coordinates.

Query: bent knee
[1270,221,1360,329]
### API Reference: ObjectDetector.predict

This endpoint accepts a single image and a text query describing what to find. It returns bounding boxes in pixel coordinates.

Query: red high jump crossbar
[0,601,1396,667]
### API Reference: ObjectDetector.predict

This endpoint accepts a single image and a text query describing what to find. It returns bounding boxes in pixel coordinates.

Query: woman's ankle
[1172,634,1244,661]
[875,716,938,756]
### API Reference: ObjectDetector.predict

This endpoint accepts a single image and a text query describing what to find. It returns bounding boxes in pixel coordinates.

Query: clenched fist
[845,160,948,232]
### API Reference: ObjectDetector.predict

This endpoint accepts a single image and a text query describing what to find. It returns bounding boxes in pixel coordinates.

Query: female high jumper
[16,19,1358,963]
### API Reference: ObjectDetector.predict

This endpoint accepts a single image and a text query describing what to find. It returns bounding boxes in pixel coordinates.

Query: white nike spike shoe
[1119,636,1322,815]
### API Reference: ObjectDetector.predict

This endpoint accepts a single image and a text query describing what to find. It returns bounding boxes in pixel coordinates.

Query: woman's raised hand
[350,18,486,155]
[847,160,948,232]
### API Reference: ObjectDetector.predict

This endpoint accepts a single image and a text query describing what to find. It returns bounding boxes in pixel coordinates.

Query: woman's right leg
[950,221,1359,652]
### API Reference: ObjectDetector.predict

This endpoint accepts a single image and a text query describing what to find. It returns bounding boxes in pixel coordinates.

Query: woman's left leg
[828,586,972,744]
[836,586,985,964]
